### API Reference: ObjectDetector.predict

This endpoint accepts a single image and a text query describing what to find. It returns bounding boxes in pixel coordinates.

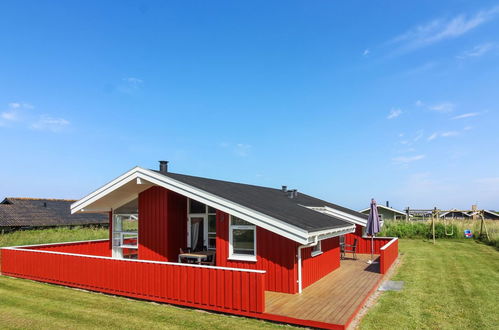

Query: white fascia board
[360,205,406,216]
[307,225,356,242]
[71,167,310,244]
[71,166,142,213]
[306,206,367,227]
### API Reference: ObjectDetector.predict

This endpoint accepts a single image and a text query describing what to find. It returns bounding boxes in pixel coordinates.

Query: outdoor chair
[179,248,194,263]
[200,253,215,266]
[341,238,358,260]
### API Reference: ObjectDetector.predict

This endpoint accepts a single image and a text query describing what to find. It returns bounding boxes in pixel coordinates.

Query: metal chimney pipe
[386,201,389,208]
[159,160,169,173]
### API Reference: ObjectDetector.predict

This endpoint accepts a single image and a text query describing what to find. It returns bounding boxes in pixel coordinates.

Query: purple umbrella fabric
[366,199,380,263]
[366,199,381,236]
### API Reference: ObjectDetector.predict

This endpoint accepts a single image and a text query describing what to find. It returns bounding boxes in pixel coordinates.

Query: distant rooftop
[0,197,108,228]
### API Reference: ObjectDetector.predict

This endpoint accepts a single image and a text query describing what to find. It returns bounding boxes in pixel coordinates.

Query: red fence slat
[0,241,266,314]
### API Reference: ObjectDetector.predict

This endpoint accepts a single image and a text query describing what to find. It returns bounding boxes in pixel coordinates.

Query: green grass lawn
[360,239,499,330]
[1,229,498,329]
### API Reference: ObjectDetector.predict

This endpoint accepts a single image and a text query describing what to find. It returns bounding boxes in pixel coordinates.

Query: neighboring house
[483,210,499,220]
[0,197,108,231]
[359,202,406,222]
[467,209,499,220]
[1,162,398,329]
[439,209,472,219]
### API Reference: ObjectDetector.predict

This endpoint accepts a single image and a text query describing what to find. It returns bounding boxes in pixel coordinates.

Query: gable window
[311,241,322,257]
[229,216,256,262]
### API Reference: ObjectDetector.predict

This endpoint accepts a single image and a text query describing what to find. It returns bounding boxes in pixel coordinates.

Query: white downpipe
[297,236,318,294]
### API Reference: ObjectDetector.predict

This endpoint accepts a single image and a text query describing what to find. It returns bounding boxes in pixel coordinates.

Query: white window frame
[229,216,257,262]
[112,213,138,259]
[207,213,217,251]
[311,240,322,257]
[187,199,217,250]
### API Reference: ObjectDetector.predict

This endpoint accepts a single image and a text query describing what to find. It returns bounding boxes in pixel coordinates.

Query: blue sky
[1,1,498,211]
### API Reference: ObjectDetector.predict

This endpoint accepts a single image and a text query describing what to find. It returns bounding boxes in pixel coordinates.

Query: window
[311,241,322,257]
[207,214,217,250]
[189,199,206,214]
[187,198,217,251]
[112,214,138,259]
[229,216,256,261]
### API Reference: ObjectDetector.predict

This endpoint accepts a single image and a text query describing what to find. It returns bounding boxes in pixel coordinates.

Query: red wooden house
[1,161,398,329]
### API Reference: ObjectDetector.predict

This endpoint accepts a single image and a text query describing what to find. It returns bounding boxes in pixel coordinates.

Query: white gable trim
[73,167,337,244]
[359,204,406,216]
[306,206,367,227]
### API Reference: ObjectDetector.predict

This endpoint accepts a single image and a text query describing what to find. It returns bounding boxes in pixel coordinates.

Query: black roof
[0,198,108,228]
[155,171,367,232]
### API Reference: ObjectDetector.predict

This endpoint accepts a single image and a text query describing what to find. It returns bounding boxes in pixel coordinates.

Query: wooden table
[178,251,215,264]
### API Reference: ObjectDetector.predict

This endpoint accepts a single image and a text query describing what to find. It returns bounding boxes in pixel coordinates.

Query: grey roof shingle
[0,198,108,227]
[155,171,367,232]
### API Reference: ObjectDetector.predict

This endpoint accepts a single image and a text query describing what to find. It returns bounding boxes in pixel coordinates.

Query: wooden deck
[265,254,383,327]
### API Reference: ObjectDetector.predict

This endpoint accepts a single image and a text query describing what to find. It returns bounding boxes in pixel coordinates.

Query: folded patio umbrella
[366,198,381,264]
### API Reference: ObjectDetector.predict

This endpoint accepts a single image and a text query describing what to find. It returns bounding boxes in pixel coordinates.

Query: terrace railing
[0,240,266,314]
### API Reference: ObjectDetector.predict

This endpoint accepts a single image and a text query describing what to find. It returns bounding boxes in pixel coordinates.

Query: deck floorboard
[265,254,382,326]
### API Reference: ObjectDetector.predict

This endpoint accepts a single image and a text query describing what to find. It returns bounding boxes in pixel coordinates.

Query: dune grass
[360,239,499,329]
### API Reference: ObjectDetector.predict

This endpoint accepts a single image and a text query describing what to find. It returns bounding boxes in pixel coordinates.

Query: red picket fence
[1,243,266,314]
[379,238,398,274]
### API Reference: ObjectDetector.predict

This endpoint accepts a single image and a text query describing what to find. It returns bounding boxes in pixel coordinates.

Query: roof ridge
[154,170,282,191]
[6,197,78,202]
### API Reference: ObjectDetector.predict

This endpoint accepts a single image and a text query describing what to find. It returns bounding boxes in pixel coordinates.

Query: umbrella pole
[371,235,374,262]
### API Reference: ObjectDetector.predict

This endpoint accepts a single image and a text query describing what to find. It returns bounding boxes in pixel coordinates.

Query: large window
[112,213,138,259]
[229,216,256,261]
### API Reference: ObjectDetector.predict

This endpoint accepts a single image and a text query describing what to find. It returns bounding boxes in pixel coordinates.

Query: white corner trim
[72,167,313,244]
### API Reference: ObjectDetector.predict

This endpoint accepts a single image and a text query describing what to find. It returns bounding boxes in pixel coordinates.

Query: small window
[311,241,322,257]
[207,214,217,250]
[229,216,256,261]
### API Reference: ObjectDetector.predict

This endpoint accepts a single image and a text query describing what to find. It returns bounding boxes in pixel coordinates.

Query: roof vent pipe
[281,185,287,193]
[159,160,169,173]
[288,189,298,198]
[386,201,389,208]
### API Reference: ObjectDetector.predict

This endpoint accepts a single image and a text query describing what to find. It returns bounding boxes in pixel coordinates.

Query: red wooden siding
[166,191,187,261]
[301,237,340,289]
[1,245,265,314]
[138,186,169,261]
[380,238,398,274]
[216,210,298,294]
[345,225,393,254]
[23,239,111,256]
